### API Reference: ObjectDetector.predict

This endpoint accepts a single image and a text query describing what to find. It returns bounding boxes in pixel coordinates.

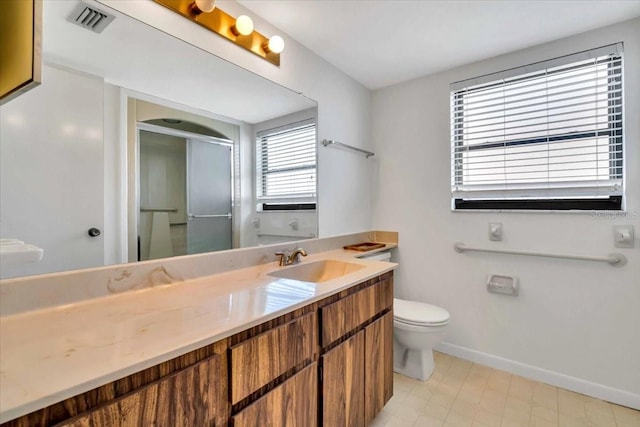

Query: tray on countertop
[343,242,386,252]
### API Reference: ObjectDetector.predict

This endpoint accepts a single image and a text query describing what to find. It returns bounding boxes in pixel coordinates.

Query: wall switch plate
[489,223,503,241]
[613,225,634,248]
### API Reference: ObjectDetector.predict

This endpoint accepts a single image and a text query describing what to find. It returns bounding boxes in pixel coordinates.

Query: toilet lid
[394,298,450,326]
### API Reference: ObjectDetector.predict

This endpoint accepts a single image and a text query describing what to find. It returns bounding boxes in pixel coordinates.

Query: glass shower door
[186,138,233,254]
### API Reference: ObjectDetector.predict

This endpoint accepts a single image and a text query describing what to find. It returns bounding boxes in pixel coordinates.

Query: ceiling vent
[68,2,115,34]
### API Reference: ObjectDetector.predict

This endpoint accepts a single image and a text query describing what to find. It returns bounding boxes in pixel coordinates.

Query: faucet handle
[275,251,286,266]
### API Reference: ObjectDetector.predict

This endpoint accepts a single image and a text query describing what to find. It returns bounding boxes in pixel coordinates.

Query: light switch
[613,225,634,248]
[489,223,503,241]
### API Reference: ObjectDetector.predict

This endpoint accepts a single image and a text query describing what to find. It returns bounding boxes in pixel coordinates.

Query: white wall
[98,0,374,239]
[372,19,640,407]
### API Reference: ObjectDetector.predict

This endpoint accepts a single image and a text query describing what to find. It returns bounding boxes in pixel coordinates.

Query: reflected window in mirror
[256,119,317,211]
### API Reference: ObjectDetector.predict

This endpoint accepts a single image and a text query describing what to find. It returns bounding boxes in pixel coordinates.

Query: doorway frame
[133,122,235,262]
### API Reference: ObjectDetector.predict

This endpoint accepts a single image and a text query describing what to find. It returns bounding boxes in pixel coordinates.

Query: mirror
[0,0,318,279]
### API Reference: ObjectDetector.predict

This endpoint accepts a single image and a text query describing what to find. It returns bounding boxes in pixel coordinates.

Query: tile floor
[372,352,640,427]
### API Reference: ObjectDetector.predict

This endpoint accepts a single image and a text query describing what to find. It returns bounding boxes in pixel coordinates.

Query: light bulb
[233,15,254,36]
[192,0,216,14]
[267,35,284,54]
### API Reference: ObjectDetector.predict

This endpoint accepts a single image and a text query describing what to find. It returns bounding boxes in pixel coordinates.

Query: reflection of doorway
[137,122,233,261]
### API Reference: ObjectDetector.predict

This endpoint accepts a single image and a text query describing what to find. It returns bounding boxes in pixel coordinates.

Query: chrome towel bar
[321,139,374,158]
[454,242,626,266]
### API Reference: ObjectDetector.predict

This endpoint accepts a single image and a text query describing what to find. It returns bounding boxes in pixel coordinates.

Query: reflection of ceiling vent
[68,2,115,34]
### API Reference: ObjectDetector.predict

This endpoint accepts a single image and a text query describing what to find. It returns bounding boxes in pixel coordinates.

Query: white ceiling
[239,0,640,90]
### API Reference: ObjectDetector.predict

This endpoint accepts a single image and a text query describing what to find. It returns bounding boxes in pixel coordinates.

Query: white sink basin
[268,260,365,283]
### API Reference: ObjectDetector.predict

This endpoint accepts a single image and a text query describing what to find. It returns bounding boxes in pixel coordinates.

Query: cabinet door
[320,278,393,348]
[58,354,223,427]
[320,331,365,427]
[230,312,317,404]
[364,312,394,424]
[232,363,318,427]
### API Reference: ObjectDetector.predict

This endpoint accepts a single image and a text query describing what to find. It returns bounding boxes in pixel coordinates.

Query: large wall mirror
[0,0,318,279]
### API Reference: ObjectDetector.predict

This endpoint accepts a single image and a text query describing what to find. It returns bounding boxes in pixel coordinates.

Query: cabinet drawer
[320,278,392,347]
[57,354,222,427]
[231,363,318,427]
[230,312,317,404]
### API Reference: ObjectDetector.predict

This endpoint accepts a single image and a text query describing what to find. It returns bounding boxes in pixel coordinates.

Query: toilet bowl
[393,298,450,381]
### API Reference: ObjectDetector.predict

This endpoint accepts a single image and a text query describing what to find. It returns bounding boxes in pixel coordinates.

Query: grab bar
[188,213,232,219]
[321,139,375,158]
[453,242,626,266]
[257,233,316,239]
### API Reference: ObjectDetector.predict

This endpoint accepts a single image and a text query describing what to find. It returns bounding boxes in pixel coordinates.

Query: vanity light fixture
[264,35,285,54]
[190,0,215,15]
[153,0,283,66]
[231,15,254,36]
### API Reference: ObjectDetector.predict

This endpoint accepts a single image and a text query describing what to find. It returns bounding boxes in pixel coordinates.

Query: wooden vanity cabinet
[57,354,223,427]
[319,274,394,426]
[231,363,318,427]
[2,272,393,427]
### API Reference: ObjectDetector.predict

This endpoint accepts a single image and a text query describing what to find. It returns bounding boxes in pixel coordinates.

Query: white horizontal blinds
[451,43,623,200]
[257,120,317,203]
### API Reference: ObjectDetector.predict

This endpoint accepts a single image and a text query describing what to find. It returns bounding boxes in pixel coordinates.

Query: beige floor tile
[414,414,446,426]
[391,353,640,427]
[558,414,589,427]
[506,396,532,414]
[404,394,431,411]
[458,388,485,405]
[500,418,529,427]
[445,410,475,427]
[450,399,481,419]
[423,401,452,421]
[612,404,640,425]
[502,406,531,424]
[385,417,416,427]
[413,384,435,401]
[530,415,559,427]
[479,392,508,415]
[473,409,503,427]
[558,397,586,419]
[431,391,458,408]
[584,408,617,427]
[394,406,423,425]
[531,405,559,423]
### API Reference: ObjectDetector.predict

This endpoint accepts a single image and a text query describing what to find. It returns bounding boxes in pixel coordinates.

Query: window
[256,120,317,210]
[451,43,623,210]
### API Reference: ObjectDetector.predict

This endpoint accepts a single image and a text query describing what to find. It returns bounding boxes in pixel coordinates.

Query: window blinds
[257,120,317,204]
[451,43,623,204]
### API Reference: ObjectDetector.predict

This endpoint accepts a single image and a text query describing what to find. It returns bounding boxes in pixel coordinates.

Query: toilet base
[393,339,435,381]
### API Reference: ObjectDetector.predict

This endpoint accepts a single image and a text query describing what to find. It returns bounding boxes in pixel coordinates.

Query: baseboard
[436,342,640,410]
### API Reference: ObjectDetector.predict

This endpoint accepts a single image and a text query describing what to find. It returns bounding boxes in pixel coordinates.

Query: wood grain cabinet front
[56,354,224,427]
[364,312,394,425]
[231,363,318,427]
[320,276,393,348]
[320,331,366,427]
[230,312,317,405]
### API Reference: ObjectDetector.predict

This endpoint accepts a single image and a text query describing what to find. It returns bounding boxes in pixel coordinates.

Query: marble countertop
[0,246,397,423]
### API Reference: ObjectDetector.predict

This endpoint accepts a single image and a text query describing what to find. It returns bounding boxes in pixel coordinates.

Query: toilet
[393,298,449,381]
[360,250,450,381]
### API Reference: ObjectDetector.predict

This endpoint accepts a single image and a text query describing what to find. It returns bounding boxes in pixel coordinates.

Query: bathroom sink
[268,260,365,283]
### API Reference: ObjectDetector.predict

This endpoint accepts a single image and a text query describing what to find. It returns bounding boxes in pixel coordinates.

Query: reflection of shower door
[187,139,232,255]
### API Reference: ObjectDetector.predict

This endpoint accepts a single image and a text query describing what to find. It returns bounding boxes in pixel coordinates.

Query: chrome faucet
[275,248,308,266]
